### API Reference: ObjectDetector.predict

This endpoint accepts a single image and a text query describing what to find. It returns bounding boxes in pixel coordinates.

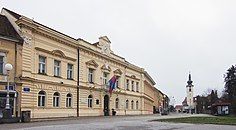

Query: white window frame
[53,92,60,107]
[136,101,139,109]
[54,60,61,77]
[0,52,6,75]
[136,82,139,92]
[103,72,109,88]
[88,68,94,83]
[38,91,46,107]
[88,95,93,108]
[126,100,129,109]
[131,100,134,109]
[66,93,72,108]
[126,79,129,90]
[115,98,119,109]
[67,63,73,79]
[131,81,134,91]
[38,55,46,74]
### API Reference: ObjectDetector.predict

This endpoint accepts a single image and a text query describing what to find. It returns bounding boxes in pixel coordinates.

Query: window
[53,92,60,107]
[88,68,94,83]
[54,60,61,77]
[126,79,129,90]
[131,81,134,91]
[0,55,4,74]
[66,93,72,107]
[103,72,109,88]
[38,91,46,107]
[136,101,139,109]
[67,64,73,79]
[131,100,134,109]
[38,56,46,74]
[189,88,191,92]
[88,95,93,108]
[96,99,99,105]
[116,76,120,88]
[136,82,139,92]
[126,100,129,109]
[115,98,119,109]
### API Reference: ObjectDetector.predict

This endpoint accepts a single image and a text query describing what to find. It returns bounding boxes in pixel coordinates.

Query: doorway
[104,95,109,116]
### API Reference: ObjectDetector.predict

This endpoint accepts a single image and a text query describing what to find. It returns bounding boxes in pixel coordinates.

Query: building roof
[0,14,22,42]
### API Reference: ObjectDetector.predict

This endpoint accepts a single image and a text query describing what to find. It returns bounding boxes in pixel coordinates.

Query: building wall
[78,43,144,116]
[0,38,23,118]
[17,24,78,118]
[2,9,166,119]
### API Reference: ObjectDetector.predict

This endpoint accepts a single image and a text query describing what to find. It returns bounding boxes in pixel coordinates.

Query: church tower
[186,73,194,112]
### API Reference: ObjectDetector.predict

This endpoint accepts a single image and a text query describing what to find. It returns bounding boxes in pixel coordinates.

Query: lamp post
[4,63,13,118]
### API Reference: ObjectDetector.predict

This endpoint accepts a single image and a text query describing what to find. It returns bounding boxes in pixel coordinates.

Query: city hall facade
[0,8,165,119]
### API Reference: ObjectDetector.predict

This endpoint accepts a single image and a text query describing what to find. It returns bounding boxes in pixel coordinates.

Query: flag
[108,76,117,94]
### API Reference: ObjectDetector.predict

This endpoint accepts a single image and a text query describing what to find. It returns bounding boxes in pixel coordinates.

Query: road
[1,113,236,130]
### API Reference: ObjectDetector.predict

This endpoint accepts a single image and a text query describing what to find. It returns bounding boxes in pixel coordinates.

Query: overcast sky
[1,0,236,104]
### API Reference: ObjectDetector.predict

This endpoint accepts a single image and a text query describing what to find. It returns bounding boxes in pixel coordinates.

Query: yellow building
[0,14,23,118]
[1,8,167,119]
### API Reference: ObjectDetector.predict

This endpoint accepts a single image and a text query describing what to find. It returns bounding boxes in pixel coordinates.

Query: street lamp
[5,63,13,118]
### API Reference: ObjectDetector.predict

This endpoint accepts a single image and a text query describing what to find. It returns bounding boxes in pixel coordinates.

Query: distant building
[175,105,183,113]
[182,73,196,113]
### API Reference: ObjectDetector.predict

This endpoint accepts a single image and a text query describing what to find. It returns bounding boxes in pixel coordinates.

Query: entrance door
[104,95,110,116]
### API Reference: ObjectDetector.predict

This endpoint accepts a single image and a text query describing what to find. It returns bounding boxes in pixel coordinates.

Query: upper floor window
[53,92,60,107]
[116,76,120,88]
[136,82,139,92]
[126,79,129,90]
[0,55,4,74]
[67,63,73,79]
[38,56,46,74]
[66,93,72,107]
[88,95,93,108]
[38,91,46,107]
[103,72,109,88]
[88,68,94,83]
[131,81,134,91]
[189,88,191,92]
[54,60,61,77]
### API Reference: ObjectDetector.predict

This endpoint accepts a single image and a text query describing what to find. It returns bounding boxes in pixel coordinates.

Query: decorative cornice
[20,77,77,88]
[35,47,76,61]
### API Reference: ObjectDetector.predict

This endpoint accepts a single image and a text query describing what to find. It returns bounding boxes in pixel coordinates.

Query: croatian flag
[108,76,117,94]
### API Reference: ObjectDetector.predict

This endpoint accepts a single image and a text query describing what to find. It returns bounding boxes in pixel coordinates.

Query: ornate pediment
[131,75,136,79]
[52,50,66,58]
[101,64,111,72]
[114,69,123,76]
[86,60,98,68]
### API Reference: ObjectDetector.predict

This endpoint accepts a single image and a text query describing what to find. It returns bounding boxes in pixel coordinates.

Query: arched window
[88,95,93,108]
[136,101,139,109]
[38,91,46,107]
[126,100,129,109]
[115,98,119,109]
[66,93,72,107]
[131,100,134,109]
[53,92,60,107]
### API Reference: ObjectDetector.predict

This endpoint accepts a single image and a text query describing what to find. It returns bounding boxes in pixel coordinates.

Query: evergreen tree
[224,65,236,114]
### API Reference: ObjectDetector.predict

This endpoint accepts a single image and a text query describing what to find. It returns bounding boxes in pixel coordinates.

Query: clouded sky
[1,0,236,104]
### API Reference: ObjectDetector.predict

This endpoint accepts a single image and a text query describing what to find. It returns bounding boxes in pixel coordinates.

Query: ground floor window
[66,93,72,107]
[88,95,93,108]
[53,92,60,107]
[38,91,46,107]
